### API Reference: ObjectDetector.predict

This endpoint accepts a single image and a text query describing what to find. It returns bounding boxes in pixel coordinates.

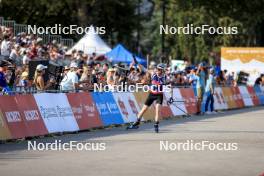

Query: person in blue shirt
[0,60,11,95]
[195,63,206,115]
[205,68,216,114]
[127,63,167,133]
[188,67,198,96]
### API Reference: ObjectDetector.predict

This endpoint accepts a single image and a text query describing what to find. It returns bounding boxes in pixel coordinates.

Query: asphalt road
[0,106,264,176]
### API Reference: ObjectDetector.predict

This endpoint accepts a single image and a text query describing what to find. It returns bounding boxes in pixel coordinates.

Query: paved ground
[0,106,264,176]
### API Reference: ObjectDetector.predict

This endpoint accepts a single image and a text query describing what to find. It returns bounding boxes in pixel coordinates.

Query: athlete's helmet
[157,63,165,70]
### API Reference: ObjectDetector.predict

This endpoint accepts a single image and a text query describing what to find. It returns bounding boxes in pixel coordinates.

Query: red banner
[0,110,12,140]
[66,92,103,130]
[247,86,260,106]
[161,95,173,119]
[230,87,245,108]
[15,95,48,137]
[0,96,29,139]
[179,88,198,114]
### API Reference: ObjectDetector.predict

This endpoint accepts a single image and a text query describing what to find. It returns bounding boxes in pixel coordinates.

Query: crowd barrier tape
[0,86,263,140]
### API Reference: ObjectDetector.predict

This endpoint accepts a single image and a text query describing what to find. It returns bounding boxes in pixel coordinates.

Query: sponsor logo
[39,106,58,119]
[72,106,83,119]
[5,111,22,123]
[84,103,96,113]
[128,98,138,115]
[56,106,74,117]
[106,102,119,114]
[24,110,40,121]
[118,98,128,118]
[96,103,108,115]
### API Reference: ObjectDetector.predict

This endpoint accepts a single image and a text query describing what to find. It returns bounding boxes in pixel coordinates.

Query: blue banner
[91,92,124,126]
[254,86,264,105]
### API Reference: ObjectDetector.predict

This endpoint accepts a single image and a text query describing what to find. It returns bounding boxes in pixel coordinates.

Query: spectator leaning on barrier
[60,62,80,91]
[33,64,54,91]
[205,68,216,114]
[254,74,264,86]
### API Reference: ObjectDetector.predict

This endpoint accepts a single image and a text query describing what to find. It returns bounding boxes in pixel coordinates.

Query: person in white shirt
[60,62,80,91]
[1,35,11,58]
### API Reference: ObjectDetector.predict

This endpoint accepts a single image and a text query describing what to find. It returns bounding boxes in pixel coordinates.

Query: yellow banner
[221,47,264,63]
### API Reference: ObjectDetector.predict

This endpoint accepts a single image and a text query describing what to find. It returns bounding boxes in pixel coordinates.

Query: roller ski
[126,120,140,130]
[154,122,159,133]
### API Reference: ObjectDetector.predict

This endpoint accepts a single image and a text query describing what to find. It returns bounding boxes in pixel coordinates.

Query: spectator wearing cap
[60,62,80,91]
[106,68,116,86]
[33,64,53,91]
[204,68,216,114]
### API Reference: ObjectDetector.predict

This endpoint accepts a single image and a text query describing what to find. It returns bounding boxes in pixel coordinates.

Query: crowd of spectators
[1,25,264,95]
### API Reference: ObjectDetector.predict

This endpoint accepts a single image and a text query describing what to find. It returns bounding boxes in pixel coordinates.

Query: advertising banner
[112,92,141,123]
[230,87,245,108]
[34,93,79,133]
[253,86,264,105]
[247,86,260,106]
[164,88,187,116]
[15,94,48,137]
[213,87,228,110]
[221,87,237,109]
[161,95,173,119]
[0,110,12,140]
[91,92,124,126]
[0,96,29,139]
[66,92,103,130]
[179,88,198,114]
[133,92,155,121]
[221,47,264,85]
[238,86,254,106]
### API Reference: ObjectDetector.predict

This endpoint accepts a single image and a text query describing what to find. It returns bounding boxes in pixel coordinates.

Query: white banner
[112,92,141,123]
[34,93,79,133]
[238,86,253,106]
[164,88,186,116]
[213,87,228,110]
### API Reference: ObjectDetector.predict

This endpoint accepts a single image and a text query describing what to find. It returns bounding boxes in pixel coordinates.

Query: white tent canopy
[66,25,111,55]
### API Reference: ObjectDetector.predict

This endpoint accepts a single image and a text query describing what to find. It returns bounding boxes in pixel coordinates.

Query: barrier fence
[0,85,264,140]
